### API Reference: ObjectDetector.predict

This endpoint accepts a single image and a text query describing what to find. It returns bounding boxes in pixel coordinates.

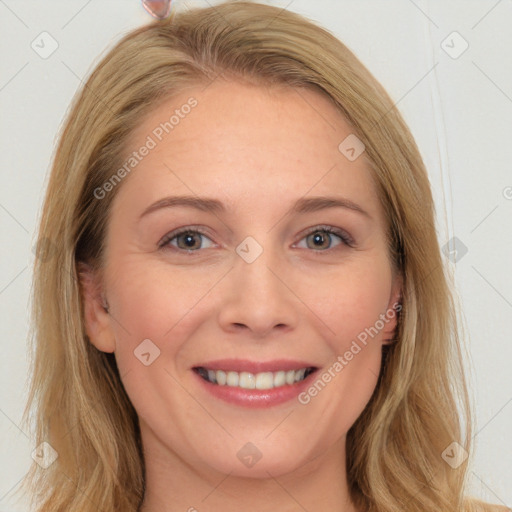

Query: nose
[217,246,299,338]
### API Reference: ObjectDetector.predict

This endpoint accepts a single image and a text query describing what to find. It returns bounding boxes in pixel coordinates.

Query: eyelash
[158,225,354,254]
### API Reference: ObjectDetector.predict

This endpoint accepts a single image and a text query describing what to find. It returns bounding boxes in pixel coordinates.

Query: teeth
[273,370,286,387]
[255,372,273,389]
[294,368,306,382]
[198,367,314,389]
[240,372,256,389]
[226,371,239,386]
[216,370,226,385]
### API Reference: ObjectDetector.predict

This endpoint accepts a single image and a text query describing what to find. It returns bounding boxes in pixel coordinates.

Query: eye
[294,226,353,251]
[158,225,353,254]
[159,227,215,252]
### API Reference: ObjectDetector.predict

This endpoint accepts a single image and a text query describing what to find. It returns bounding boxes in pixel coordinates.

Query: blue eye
[159,228,215,251]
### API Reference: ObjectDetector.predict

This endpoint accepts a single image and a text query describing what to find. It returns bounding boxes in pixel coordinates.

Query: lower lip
[192,369,317,408]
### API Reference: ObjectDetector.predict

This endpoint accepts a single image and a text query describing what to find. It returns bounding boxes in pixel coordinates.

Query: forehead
[118,80,384,224]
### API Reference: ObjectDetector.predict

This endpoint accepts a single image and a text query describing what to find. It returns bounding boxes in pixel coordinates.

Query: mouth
[193,366,317,390]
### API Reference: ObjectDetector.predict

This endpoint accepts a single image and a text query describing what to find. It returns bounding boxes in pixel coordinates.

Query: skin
[82,80,402,512]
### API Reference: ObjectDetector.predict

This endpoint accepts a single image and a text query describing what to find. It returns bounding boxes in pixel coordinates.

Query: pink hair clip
[142,0,172,20]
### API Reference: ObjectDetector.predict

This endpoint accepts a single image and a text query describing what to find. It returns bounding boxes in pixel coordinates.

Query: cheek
[294,261,391,432]
[105,259,211,428]
[297,286,387,439]
[301,259,393,352]
[106,257,223,369]
[303,351,381,440]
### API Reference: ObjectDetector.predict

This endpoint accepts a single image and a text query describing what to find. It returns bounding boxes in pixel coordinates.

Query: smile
[194,367,317,390]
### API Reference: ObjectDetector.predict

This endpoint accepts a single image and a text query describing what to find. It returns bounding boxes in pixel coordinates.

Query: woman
[23,1,509,511]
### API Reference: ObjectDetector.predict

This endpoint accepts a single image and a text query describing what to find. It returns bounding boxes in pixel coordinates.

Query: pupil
[181,233,199,249]
[311,231,329,249]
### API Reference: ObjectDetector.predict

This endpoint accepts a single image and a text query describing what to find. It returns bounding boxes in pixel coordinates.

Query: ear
[77,262,116,353]
[381,272,403,345]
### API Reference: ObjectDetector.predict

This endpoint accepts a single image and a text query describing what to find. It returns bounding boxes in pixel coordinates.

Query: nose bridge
[236,238,280,296]
[217,235,298,336]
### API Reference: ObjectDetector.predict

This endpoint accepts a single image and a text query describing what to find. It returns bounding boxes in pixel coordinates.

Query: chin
[200,441,314,480]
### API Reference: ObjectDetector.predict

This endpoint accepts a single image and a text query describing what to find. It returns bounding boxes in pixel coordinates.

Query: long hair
[23,1,507,511]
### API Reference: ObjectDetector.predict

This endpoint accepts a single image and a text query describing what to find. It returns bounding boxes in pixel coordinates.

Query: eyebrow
[139,195,372,220]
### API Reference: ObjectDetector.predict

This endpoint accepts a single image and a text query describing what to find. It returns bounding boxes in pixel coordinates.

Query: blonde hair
[22,1,508,511]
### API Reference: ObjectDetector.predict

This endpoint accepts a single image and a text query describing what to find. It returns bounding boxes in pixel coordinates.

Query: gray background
[1,1,511,510]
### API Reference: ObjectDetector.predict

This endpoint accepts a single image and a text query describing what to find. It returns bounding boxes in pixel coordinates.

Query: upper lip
[193,358,318,374]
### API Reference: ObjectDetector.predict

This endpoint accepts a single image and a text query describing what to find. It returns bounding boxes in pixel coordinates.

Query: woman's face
[84,80,401,479]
